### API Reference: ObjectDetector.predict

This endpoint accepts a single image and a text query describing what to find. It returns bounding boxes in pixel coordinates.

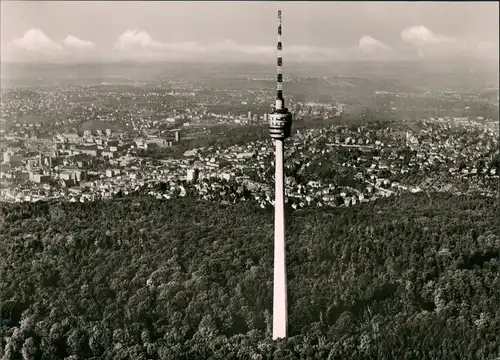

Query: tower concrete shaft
[272,139,287,339]
[268,9,292,341]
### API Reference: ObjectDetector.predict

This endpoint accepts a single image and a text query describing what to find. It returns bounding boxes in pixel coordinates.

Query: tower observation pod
[269,9,292,341]
[268,10,293,140]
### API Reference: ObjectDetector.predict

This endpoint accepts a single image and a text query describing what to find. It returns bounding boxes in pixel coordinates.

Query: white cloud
[63,35,95,49]
[3,29,98,62]
[112,30,207,61]
[114,30,278,58]
[111,30,372,62]
[401,25,498,60]
[109,34,394,62]
[401,25,455,46]
[358,35,391,53]
[401,25,458,59]
[6,25,494,63]
[11,29,63,53]
[2,28,398,63]
[113,29,165,50]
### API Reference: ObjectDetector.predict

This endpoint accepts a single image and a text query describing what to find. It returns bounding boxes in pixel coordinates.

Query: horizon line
[2,58,499,66]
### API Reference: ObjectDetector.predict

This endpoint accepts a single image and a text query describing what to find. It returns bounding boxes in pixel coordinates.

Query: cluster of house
[1,114,497,206]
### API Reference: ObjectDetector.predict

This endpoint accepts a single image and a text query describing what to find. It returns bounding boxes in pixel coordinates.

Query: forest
[0,192,499,359]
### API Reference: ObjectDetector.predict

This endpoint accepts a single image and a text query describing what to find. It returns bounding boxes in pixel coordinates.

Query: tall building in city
[3,151,12,163]
[27,159,34,173]
[172,129,181,142]
[186,168,199,183]
[268,9,293,340]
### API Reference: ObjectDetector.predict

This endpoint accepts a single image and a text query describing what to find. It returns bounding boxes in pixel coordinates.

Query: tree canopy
[0,192,498,359]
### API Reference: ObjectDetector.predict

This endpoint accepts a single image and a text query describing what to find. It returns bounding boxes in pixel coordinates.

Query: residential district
[1,106,498,208]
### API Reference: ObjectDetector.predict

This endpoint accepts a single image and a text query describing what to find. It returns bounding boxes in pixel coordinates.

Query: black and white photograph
[0,1,499,359]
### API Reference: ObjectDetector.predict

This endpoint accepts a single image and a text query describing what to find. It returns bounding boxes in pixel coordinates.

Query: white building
[186,168,199,182]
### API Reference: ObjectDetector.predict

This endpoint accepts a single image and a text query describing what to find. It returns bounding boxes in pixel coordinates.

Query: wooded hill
[0,192,498,359]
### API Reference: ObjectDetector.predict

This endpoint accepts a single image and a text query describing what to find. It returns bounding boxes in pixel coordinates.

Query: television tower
[268,9,292,340]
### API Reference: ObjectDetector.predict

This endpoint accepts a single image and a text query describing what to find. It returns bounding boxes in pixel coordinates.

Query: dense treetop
[0,192,499,359]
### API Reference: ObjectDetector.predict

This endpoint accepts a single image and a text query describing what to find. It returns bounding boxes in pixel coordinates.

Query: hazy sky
[1,1,498,63]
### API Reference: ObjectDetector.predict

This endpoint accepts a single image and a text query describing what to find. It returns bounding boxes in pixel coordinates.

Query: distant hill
[199,76,413,102]
[2,60,497,90]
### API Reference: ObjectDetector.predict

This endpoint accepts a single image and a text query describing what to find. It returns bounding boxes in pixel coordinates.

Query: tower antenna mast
[268,9,293,340]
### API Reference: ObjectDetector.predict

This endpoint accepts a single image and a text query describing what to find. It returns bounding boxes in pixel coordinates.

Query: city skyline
[1,1,498,63]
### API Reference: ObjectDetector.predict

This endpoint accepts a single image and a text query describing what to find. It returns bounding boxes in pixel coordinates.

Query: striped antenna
[276,10,284,110]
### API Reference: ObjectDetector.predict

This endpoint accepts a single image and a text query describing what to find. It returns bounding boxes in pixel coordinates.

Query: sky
[1,1,498,63]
